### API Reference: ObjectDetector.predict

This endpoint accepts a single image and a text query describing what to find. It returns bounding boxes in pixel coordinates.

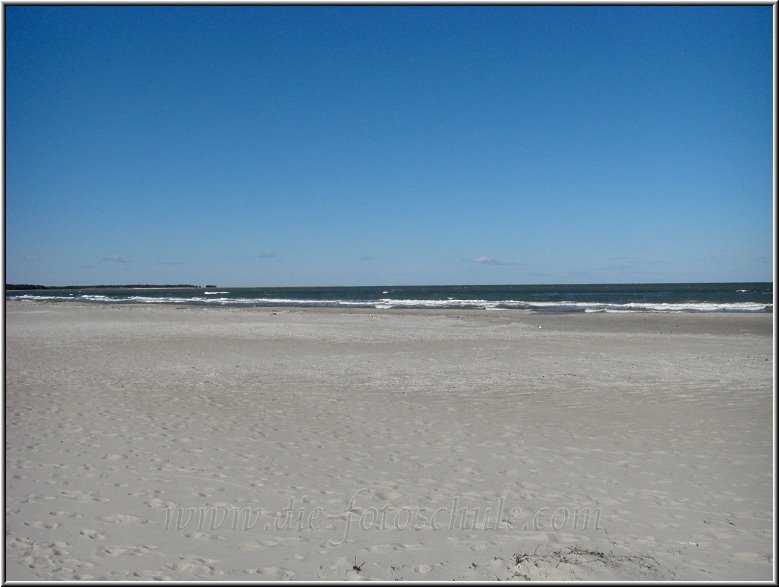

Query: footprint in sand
[373,491,404,501]
[61,489,108,503]
[20,493,56,504]
[101,546,130,557]
[79,529,105,540]
[168,554,222,577]
[24,520,59,529]
[49,541,69,556]
[144,497,177,508]
[196,486,225,497]
[397,542,426,551]
[132,570,173,580]
[185,532,225,541]
[50,511,82,519]
[102,454,127,461]
[171,561,215,576]
[252,566,296,579]
[99,514,145,524]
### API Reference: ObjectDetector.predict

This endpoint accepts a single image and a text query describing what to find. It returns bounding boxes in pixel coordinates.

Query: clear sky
[4,6,773,286]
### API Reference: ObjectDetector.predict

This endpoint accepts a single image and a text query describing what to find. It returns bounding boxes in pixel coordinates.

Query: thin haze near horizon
[5,6,773,287]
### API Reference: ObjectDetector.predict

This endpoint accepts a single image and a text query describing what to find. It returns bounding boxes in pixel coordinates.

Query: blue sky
[5,6,773,286]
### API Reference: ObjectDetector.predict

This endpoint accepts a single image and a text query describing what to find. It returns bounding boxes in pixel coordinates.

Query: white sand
[3,301,774,580]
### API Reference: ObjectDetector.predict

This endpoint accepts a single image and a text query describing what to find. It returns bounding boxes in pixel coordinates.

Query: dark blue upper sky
[5,6,773,286]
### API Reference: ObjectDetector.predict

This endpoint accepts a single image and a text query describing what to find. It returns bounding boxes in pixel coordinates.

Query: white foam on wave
[567,301,771,313]
[9,294,70,301]
[203,291,229,295]
[607,301,769,313]
[208,297,372,307]
[126,296,205,303]
[7,293,772,313]
[374,298,771,313]
[374,298,500,309]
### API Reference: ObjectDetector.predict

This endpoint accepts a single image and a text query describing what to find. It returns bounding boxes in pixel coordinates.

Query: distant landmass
[5,284,202,290]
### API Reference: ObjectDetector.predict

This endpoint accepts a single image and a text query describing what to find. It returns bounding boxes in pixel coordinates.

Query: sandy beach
[4,301,774,580]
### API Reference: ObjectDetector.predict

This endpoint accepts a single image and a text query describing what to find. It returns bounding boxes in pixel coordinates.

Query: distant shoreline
[4,284,210,290]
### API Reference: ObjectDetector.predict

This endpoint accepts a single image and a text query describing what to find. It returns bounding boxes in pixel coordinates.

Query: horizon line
[5,280,774,291]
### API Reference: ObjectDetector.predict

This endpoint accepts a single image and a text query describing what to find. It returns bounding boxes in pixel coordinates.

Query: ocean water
[5,283,773,313]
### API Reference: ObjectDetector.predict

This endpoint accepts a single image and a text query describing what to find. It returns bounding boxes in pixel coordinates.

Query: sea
[5,283,773,313]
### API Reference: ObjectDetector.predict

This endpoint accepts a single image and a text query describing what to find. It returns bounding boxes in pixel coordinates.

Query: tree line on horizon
[5,284,209,290]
